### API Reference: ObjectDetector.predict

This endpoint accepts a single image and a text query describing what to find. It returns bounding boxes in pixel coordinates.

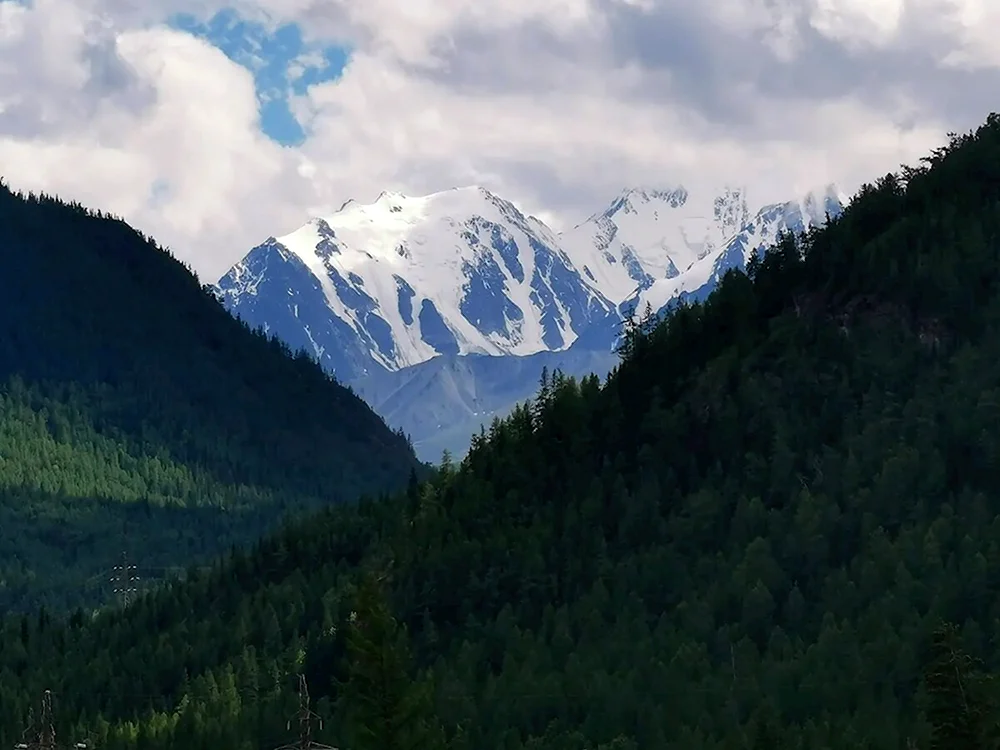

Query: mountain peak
[593,185,751,225]
[218,182,612,377]
[333,188,505,219]
[788,183,848,222]
[429,185,510,208]
[558,184,754,303]
[805,182,848,207]
[329,186,508,222]
[449,184,492,196]
[601,186,689,219]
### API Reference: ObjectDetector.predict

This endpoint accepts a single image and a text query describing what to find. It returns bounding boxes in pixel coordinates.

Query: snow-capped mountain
[623,183,845,317]
[215,186,613,382]
[214,182,845,461]
[559,186,751,302]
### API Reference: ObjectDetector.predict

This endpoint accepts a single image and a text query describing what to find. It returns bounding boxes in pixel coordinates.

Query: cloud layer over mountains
[1,0,997,279]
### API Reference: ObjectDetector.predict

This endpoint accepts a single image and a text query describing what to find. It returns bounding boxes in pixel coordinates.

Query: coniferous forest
[4,114,1000,748]
[0,182,420,612]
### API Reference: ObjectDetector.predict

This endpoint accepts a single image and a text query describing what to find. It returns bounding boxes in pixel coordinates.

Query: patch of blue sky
[168,9,349,145]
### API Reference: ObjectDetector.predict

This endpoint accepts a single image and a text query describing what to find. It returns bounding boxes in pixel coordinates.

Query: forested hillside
[5,114,1000,748]
[0,183,420,612]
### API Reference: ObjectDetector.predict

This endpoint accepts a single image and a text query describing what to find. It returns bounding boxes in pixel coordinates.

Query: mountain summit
[215,186,614,381]
[559,185,751,302]
[626,182,845,314]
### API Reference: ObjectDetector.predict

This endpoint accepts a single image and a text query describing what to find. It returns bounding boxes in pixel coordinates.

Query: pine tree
[922,623,995,750]
[340,571,446,750]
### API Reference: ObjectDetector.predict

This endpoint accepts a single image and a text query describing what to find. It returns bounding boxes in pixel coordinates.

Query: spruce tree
[922,623,995,750]
[340,571,446,750]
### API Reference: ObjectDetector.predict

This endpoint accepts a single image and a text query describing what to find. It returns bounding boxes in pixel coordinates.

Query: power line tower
[270,675,337,750]
[110,551,139,608]
[13,689,89,750]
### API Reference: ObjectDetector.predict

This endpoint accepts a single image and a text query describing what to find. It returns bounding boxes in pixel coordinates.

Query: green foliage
[7,114,1000,747]
[340,571,447,750]
[0,181,420,611]
[922,624,998,750]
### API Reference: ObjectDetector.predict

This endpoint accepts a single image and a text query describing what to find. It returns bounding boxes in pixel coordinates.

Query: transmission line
[13,689,89,750]
[109,551,139,608]
[268,675,338,750]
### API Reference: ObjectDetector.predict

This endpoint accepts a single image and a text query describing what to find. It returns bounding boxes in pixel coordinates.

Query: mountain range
[215,183,845,459]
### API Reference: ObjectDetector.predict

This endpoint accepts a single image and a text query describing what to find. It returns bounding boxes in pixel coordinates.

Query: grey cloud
[400,17,608,95]
[404,0,1000,144]
[79,32,157,108]
[599,0,1000,135]
[0,15,155,139]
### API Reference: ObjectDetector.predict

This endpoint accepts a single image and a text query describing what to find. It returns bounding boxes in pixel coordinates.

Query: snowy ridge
[624,183,844,316]
[558,186,752,303]
[216,186,613,380]
[215,182,845,394]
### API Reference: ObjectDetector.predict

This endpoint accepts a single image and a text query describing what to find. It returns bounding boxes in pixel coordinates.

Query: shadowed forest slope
[0,182,420,611]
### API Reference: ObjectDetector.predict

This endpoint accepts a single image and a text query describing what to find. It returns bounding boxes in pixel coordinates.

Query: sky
[0,0,998,282]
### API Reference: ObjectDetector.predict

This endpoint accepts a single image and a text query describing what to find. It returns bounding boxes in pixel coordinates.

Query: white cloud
[938,0,1000,70]
[0,0,998,281]
[809,0,905,50]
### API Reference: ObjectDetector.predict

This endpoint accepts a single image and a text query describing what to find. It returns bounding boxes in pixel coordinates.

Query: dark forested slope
[6,115,1000,749]
[0,183,420,611]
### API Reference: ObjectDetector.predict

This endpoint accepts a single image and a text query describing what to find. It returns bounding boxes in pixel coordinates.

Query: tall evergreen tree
[340,571,447,750]
[922,624,996,750]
